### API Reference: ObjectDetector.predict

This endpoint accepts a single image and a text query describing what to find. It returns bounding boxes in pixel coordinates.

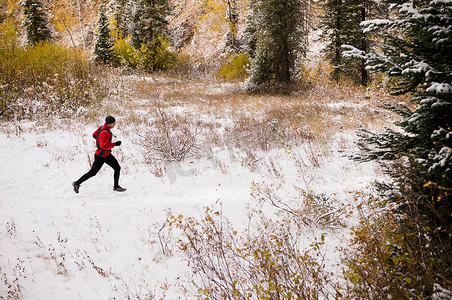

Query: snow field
[0,117,378,298]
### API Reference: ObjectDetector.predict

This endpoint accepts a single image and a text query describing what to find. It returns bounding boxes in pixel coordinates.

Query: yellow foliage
[0,40,109,119]
[216,53,250,80]
[196,0,249,35]
[113,38,141,68]
[51,2,78,34]
[297,60,334,86]
[0,18,19,50]
[6,0,21,16]
[197,0,228,33]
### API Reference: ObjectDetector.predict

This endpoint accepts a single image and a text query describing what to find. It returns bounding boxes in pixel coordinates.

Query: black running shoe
[72,182,80,194]
[113,186,126,192]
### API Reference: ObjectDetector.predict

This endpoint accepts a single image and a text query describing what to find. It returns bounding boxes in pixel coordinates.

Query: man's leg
[75,155,105,186]
[104,154,121,188]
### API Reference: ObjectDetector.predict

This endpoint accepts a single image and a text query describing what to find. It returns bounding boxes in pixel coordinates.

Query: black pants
[75,154,121,188]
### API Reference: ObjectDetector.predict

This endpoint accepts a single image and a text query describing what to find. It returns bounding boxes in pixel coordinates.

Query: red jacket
[93,124,116,157]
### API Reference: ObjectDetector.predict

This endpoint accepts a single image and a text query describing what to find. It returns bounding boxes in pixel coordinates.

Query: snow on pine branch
[361,19,393,33]
[428,146,452,173]
[401,60,434,76]
[342,45,396,73]
[426,82,452,94]
[398,2,422,18]
[341,45,366,60]
[430,0,452,4]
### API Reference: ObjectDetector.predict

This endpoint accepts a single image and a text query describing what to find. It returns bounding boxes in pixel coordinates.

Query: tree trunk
[360,1,368,86]
[75,0,86,49]
[335,0,342,82]
[63,19,77,48]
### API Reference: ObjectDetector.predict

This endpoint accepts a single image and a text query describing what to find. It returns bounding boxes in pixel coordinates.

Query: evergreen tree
[319,0,344,82]
[244,2,258,59]
[130,0,170,49]
[320,0,386,85]
[246,0,309,87]
[343,0,368,85]
[107,0,135,38]
[93,3,114,64]
[345,0,452,239]
[21,0,53,46]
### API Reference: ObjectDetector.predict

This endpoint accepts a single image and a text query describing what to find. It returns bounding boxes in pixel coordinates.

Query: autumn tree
[67,0,98,49]
[198,0,242,51]
[1,0,22,25]
[42,0,96,49]
[48,0,78,47]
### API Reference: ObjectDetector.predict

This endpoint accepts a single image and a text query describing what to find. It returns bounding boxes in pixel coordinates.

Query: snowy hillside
[0,75,385,299]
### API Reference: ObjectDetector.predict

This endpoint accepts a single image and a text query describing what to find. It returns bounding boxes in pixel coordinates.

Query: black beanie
[105,115,116,124]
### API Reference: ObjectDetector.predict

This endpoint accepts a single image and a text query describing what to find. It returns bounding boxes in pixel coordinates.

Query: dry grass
[117,73,401,152]
[101,72,406,184]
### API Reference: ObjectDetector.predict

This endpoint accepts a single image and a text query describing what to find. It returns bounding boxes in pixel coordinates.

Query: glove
[115,141,122,146]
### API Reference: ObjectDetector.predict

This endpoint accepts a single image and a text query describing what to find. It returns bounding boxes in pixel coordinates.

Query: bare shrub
[221,115,286,172]
[148,160,166,177]
[264,156,283,178]
[251,183,347,229]
[172,206,340,299]
[33,233,68,276]
[5,220,17,237]
[1,265,23,299]
[140,107,200,162]
[224,115,283,153]
[289,145,326,192]
[148,210,177,256]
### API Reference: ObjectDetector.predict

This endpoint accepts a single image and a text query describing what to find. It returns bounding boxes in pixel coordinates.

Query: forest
[1,0,451,299]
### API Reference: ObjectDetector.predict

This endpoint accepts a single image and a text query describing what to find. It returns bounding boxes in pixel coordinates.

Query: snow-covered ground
[0,114,379,298]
